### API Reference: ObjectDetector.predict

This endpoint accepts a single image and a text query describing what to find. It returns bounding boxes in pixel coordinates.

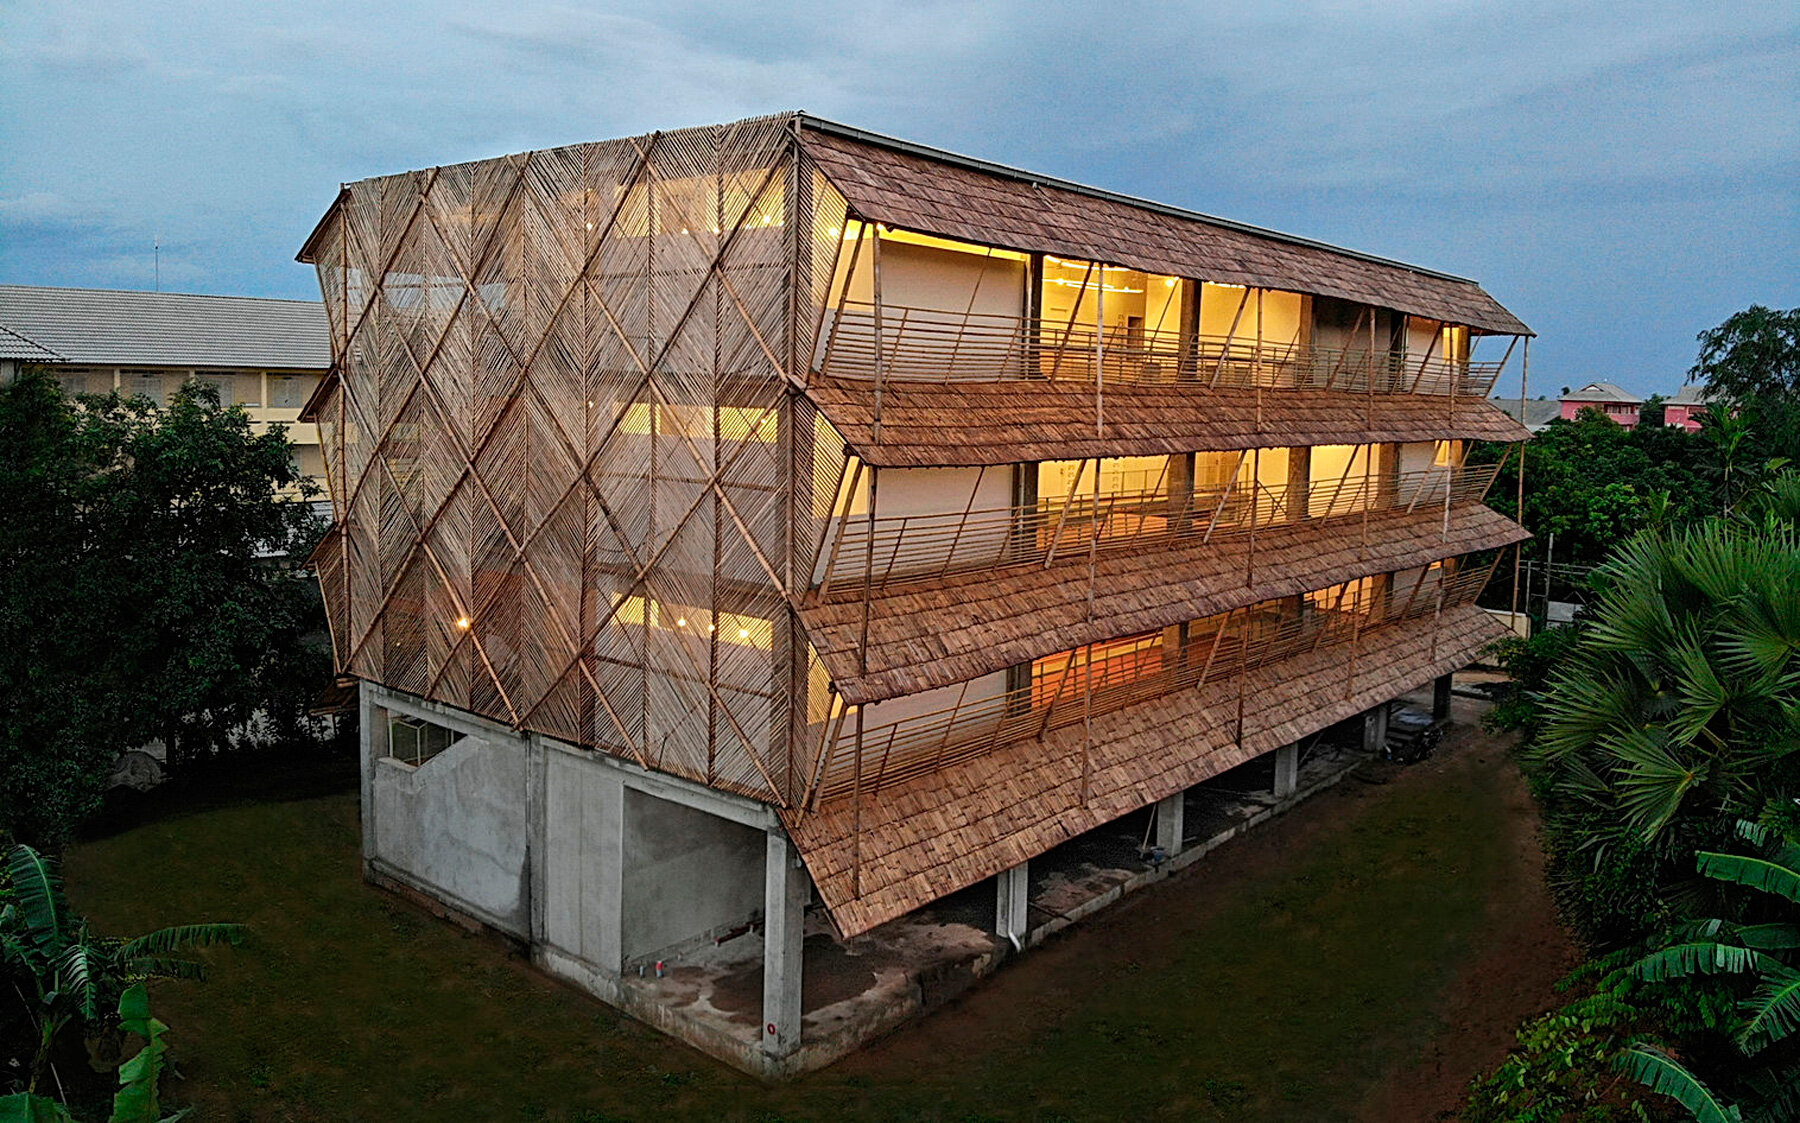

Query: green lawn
[64,745,1516,1121]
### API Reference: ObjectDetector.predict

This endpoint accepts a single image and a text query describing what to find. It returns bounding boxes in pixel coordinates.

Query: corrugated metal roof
[799,118,1533,337]
[0,285,330,370]
[1490,396,1561,430]
[1561,380,1642,404]
[0,324,66,362]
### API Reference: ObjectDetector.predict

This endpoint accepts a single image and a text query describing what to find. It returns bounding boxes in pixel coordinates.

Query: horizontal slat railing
[819,462,1500,590]
[819,303,1503,398]
[809,557,1497,806]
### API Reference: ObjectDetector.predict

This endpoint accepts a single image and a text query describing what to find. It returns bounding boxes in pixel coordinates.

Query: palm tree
[1,845,244,1096]
[1528,517,1800,850]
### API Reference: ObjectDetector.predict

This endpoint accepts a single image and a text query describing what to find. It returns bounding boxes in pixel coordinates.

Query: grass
[63,747,1515,1121]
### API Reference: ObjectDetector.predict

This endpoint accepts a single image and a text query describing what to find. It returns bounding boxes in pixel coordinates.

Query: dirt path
[1356,711,1583,1121]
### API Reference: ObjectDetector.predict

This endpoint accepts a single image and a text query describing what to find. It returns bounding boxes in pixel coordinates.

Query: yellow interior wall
[1038,455,1172,500]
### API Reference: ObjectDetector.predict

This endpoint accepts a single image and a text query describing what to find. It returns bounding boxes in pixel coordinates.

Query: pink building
[1560,380,1643,427]
[1664,384,1713,431]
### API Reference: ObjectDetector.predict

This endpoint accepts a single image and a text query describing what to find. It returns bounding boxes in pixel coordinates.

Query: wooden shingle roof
[800,120,1531,337]
[787,603,1505,937]
[802,504,1526,704]
[804,376,1531,468]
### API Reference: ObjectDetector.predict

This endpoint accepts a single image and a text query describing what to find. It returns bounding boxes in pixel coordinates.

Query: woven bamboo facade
[301,112,1531,939]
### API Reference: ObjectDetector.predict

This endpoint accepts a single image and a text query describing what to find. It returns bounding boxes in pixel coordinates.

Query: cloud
[0,0,1793,394]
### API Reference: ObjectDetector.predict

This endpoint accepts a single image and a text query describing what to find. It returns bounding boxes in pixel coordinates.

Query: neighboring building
[0,285,334,497]
[1491,395,1561,432]
[1664,383,1714,431]
[297,113,1532,1075]
[1560,380,1643,426]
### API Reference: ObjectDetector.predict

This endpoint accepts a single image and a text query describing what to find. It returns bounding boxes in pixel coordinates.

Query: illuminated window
[610,593,772,650]
[613,402,777,442]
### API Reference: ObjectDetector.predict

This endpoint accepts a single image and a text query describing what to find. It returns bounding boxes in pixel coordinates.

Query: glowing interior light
[828,226,841,236]
[585,221,594,231]
[738,628,750,639]
[1164,277,1178,287]
[676,617,687,627]
[454,616,471,629]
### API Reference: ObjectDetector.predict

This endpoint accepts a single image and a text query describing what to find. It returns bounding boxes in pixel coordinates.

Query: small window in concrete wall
[387,714,462,767]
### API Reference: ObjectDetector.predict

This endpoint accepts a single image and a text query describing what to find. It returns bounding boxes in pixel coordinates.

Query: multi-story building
[0,285,333,499]
[297,113,1531,1076]
[1559,379,1643,426]
[1664,383,1714,431]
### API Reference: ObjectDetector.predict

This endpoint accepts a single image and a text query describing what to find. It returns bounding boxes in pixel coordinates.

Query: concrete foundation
[1155,790,1186,856]
[1362,703,1390,753]
[1272,742,1300,799]
[995,863,1030,948]
[358,680,1428,1080]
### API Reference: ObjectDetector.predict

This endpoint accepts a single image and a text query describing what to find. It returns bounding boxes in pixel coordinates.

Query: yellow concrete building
[0,284,333,502]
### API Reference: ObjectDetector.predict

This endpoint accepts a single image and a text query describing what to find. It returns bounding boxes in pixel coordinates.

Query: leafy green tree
[1475,411,1721,573]
[1606,821,1800,1122]
[1691,306,1800,402]
[1692,306,1800,485]
[0,369,329,846]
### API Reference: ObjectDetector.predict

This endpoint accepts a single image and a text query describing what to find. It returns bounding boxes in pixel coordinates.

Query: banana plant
[1613,821,1800,1120]
[1,845,243,1096]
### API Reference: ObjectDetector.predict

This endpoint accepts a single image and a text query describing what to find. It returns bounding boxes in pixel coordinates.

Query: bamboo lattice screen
[308,116,849,808]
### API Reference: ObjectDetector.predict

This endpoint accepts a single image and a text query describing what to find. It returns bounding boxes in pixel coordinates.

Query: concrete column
[358,685,388,863]
[1273,742,1300,799]
[589,774,626,973]
[1155,791,1185,856]
[1432,673,1454,721]
[995,862,1030,948]
[761,830,808,1060]
[1362,704,1390,754]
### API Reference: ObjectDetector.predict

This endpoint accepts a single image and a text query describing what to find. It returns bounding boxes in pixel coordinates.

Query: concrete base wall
[622,789,766,965]
[370,731,530,936]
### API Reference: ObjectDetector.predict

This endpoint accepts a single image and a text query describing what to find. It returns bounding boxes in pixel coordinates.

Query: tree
[1606,821,1800,1122]
[1523,509,1800,944]
[1473,410,1720,572]
[0,369,329,846]
[1691,306,1800,402]
[1693,306,1800,481]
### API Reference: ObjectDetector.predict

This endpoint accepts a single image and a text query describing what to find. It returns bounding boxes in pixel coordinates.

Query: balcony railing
[817,303,1504,398]
[803,557,1497,806]
[816,462,1501,592]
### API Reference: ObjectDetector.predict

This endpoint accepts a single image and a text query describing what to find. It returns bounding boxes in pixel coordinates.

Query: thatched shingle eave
[799,123,1531,337]
[803,378,1532,469]
[801,503,1527,704]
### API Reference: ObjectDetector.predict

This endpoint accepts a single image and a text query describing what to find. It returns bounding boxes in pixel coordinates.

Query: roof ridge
[0,283,322,306]
[796,113,1480,287]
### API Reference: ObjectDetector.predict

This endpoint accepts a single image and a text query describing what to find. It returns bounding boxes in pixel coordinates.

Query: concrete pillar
[995,862,1029,948]
[1273,742,1300,799]
[761,830,808,1060]
[1432,673,1454,721]
[1155,791,1185,856]
[357,685,387,863]
[590,775,626,973]
[1362,704,1390,754]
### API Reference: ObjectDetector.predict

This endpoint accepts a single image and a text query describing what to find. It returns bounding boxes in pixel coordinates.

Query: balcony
[817,303,1504,398]
[802,556,1498,807]
[815,461,1502,592]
